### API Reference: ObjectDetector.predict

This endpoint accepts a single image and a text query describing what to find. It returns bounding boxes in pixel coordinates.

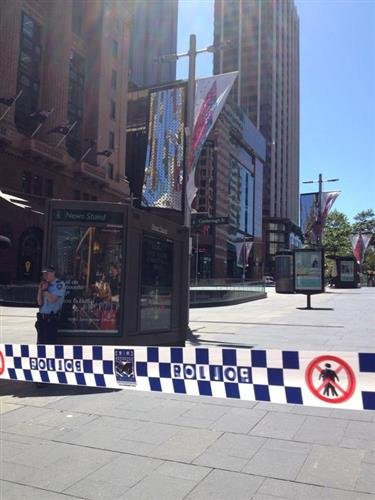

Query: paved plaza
[1,287,375,499]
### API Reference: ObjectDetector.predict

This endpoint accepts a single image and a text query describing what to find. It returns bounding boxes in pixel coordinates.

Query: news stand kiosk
[43,200,189,346]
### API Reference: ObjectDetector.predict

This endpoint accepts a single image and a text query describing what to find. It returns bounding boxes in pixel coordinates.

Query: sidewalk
[1,288,375,499]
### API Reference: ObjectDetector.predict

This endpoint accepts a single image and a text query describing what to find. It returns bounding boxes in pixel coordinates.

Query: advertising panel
[140,234,173,332]
[50,208,124,335]
[340,260,354,282]
[294,248,324,293]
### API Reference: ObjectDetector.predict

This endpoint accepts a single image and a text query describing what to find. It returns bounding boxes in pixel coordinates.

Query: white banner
[186,71,238,208]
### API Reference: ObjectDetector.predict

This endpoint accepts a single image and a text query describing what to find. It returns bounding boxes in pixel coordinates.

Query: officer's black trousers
[35,313,58,344]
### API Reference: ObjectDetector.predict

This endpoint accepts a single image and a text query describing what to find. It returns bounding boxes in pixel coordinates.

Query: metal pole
[317,173,323,245]
[195,231,199,285]
[184,34,196,229]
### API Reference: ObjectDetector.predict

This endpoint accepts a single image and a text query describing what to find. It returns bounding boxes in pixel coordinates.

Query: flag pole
[55,120,77,149]
[30,108,54,138]
[0,89,23,122]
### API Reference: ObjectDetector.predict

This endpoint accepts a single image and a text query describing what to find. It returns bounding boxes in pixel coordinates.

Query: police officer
[35,265,65,344]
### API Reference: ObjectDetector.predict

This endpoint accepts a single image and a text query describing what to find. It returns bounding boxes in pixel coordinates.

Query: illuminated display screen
[142,86,186,210]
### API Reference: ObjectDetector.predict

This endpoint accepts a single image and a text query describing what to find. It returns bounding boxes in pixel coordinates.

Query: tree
[323,210,352,256]
[352,209,375,234]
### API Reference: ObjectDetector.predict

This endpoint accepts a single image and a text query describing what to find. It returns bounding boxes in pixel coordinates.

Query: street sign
[192,216,228,228]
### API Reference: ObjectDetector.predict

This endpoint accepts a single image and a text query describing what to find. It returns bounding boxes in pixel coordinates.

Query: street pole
[195,231,199,285]
[317,173,323,246]
[184,34,196,229]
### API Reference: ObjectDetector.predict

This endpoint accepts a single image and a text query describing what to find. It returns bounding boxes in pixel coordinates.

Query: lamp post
[302,174,339,246]
[157,36,231,228]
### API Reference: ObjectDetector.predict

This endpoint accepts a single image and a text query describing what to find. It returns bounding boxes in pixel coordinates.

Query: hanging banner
[300,193,319,244]
[317,191,340,240]
[350,233,372,264]
[300,191,339,244]
[234,241,253,268]
[142,86,186,210]
[186,71,238,208]
[0,344,374,411]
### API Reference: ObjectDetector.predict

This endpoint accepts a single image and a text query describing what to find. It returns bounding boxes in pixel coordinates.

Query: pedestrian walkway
[1,288,374,499]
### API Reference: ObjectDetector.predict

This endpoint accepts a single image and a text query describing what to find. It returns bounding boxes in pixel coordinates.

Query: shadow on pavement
[187,328,254,349]
[0,379,118,398]
[190,320,341,328]
[296,307,334,311]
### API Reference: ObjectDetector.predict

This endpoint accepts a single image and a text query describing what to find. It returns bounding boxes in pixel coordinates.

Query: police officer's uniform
[36,278,66,344]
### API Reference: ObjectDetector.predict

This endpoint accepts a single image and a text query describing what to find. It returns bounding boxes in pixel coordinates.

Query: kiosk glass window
[50,213,124,335]
[140,234,173,331]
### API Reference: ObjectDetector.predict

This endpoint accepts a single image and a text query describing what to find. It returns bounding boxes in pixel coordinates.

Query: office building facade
[129,0,178,89]
[0,0,132,284]
[214,0,301,273]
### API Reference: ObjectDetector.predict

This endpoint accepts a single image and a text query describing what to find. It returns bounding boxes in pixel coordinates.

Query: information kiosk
[43,200,189,346]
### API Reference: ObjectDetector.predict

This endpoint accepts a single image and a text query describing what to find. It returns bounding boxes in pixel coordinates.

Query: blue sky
[177,0,375,223]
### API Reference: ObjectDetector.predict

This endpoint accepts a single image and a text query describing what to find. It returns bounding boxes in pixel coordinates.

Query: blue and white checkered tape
[0,344,374,411]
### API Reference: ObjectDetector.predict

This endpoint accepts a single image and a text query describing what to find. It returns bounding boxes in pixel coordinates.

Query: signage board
[191,216,228,228]
[294,248,324,294]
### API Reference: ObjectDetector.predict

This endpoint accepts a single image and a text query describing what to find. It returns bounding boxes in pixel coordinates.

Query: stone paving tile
[146,427,222,462]
[293,416,348,446]
[185,469,264,499]
[51,416,180,455]
[193,432,265,471]
[172,402,229,429]
[121,462,210,500]
[64,453,163,500]
[329,408,373,422]
[2,439,115,492]
[257,477,374,499]
[340,421,375,451]
[296,444,365,490]
[209,407,267,434]
[0,481,80,500]
[249,411,305,440]
[355,462,375,494]
[0,401,21,414]
[242,439,311,480]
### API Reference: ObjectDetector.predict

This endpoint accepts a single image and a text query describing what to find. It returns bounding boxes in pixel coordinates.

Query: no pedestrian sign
[305,355,356,404]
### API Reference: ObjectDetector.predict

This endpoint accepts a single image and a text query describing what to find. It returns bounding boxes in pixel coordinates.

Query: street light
[302,173,339,245]
[156,36,232,228]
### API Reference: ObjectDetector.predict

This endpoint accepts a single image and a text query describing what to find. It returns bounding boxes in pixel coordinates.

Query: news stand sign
[294,248,324,295]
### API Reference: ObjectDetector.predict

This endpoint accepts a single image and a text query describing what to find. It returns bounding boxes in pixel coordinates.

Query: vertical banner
[186,71,238,208]
[317,191,340,240]
[300,193,319,244]
[234,242,253,268]
[142,86,186,210]
[300,191,339,244]
[350,233,372,264]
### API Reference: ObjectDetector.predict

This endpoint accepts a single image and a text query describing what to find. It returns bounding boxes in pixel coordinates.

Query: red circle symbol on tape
[0,350,4,375]
[305,355,356,404]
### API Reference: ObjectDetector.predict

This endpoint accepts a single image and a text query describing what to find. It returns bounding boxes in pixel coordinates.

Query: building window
[72,0,84,37]
[109,131,115,150]
[110,100,116,120]
[22,171,32,193]
[83,192,90,200]
[44,179,54,198]
[33,175,42,196]
[112,39,118,57]
[108,162,114,179]
[66,51,85,159]
[111,69,117,89]
[15,12,42,135]
[74,189,81,200]
[91,195,98,201]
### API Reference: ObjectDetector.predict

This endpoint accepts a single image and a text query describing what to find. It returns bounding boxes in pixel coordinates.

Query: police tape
[0,344,374,411]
